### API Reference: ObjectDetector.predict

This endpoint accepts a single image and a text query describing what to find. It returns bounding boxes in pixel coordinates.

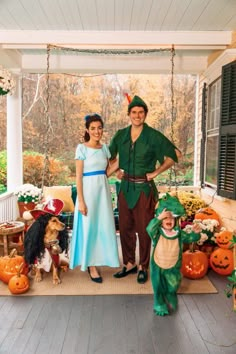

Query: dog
[24,213,69,284]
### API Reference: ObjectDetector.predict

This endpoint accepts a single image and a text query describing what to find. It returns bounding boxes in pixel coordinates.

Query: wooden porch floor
[0,270,236,354]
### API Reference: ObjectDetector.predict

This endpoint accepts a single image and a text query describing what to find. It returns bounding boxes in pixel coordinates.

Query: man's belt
[123,173,147,183]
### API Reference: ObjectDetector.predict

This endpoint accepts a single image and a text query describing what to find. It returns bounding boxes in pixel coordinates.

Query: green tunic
[109,123,178,209]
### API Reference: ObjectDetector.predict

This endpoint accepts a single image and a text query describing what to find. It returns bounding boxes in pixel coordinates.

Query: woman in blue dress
[69,114,119,283]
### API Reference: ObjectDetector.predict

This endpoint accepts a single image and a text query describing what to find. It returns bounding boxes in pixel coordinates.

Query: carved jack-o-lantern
[8,263,30,294]
[194,207,220,224]
[0,249,28,284]
[209,248,234,275]
[181,250,209,279]
[215,230,233,249]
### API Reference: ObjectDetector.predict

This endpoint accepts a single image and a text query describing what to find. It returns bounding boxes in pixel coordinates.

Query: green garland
[49,44,173,56]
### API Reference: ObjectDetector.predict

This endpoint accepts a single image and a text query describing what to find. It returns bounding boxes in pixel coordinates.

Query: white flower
[201,219,219,232]
[0,66,15,95]
[183,224,194,234]
[211,236,216,243]
[197,233,208,245]
[14,184,42,203]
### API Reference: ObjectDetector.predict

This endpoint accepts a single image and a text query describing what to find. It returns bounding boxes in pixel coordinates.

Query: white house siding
[201,190,236,231]
[196,44,236,231]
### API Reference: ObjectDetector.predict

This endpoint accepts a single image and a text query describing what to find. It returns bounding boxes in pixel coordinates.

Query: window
[205,78,221,186]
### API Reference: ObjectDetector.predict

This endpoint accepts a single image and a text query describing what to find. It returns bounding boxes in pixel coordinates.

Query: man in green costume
[109,95,181,283]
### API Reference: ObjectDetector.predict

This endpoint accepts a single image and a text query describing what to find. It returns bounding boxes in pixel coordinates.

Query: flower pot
[18,201,36,218]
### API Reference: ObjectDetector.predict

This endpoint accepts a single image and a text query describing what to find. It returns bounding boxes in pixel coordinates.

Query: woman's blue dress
[69,143,120,271]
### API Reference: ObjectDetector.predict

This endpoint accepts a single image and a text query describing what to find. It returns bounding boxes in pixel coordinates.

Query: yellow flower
[176,191,207,219]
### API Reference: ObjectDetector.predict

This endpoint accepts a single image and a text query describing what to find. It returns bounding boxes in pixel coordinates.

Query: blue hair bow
[84,113,101,121]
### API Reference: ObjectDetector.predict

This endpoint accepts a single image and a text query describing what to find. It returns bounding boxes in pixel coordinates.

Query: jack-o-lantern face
[8,273,30,294]
[181,250,208,279]
[209,248,234,275]
[215,231,233,249]
[8,263,30,294]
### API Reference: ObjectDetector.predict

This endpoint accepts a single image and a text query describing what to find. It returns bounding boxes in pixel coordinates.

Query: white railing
[0,192,18,222]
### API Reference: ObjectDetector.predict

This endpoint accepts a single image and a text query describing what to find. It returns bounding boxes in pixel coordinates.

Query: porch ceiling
[0,0,236,74]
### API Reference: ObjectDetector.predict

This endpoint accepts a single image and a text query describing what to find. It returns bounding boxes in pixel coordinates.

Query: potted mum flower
[0,66,15,96]
[14,184,42,217]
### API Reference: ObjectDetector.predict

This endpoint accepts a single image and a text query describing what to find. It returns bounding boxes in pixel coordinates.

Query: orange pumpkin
[215,230,233,249]
[181,250,208,279]
[209,248,234,275]
[8,263,30,294]
[194,207,221,224]
[0,249,28,284]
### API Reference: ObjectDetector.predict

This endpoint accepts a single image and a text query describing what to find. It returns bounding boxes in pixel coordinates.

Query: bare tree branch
[22,74,45,120]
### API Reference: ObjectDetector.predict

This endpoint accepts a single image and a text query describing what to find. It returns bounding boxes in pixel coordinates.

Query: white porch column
[7,75,23,192]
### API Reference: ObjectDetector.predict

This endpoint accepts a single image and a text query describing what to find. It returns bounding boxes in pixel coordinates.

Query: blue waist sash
[83,170,106,176]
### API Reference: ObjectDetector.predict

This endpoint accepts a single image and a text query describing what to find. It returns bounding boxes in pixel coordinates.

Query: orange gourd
[8,263,30,294]
[0,249,28,284]
[209,248,234,275]
[181,250,208,279]
[215,230,233,249]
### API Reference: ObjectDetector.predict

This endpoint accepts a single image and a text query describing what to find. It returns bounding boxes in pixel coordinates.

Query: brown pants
[118,191,156,270]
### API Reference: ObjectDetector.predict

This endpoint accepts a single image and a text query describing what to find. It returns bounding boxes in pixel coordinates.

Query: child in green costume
[146,193,202,316]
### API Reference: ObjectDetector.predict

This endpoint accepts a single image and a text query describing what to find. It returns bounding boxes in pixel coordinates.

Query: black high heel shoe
[88,267,103,283]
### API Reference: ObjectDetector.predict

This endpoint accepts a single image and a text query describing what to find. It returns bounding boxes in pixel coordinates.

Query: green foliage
[225,269,236,298]
[0,184,6,193]
[224,233,236,298]
[0,150,7,186]
[230,235,236,246]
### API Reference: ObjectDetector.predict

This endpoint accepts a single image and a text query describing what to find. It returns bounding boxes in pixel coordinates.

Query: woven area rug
[0,266,217,296]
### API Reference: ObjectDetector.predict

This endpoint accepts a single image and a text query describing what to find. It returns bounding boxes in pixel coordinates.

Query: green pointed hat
[128,95,148,112]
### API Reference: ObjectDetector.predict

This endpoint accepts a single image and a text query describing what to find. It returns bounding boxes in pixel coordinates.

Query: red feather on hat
[124,92,132,104]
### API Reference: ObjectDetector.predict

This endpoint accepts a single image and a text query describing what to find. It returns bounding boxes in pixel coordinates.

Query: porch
[0,190,235,352]
[1,2,236,353]
[0,270,235,354]
[1,193,235,354]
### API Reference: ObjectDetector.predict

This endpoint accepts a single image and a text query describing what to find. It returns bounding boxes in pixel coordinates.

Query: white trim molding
[203,49,236,83]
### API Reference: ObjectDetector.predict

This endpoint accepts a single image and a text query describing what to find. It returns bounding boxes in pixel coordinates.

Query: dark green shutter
[217,60,236,199]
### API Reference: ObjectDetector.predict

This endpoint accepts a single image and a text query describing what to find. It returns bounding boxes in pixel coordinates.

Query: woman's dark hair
[84,114,104,142]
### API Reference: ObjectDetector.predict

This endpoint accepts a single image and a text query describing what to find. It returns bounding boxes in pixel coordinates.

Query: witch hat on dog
[30,198,64,219]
